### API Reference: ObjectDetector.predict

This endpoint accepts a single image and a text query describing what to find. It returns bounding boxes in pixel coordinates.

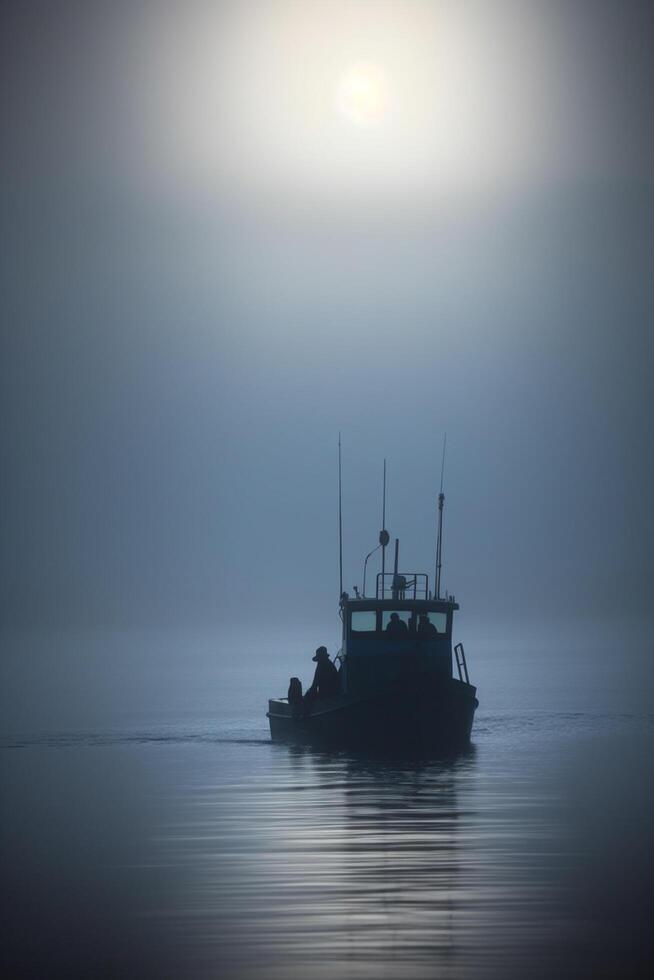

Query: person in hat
[304,646,340,706]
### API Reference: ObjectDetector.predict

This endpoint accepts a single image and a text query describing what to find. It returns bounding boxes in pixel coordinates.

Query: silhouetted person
[304,647,340,706]
[287,677,303,707]
[418,613,438,637]
[386,612,408,634]
[408,612,418,631]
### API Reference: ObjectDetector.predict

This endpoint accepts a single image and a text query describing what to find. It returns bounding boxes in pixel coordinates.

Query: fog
[2,0,653,638]
[3,9,654,979]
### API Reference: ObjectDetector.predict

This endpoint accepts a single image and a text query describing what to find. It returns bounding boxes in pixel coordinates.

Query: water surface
[1,628,652,979]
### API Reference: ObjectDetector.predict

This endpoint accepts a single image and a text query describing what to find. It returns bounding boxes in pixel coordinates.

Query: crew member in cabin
[418,613,438,637]
[386,612,408,633]
[304,647,340,704]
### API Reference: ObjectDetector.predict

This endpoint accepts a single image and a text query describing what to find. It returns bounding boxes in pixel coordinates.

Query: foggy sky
[2,0,653,634]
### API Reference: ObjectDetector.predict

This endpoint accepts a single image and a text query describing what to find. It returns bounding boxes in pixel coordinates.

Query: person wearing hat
[304,646,340,706]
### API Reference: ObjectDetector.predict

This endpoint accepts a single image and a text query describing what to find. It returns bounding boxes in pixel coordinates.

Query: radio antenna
[435,433,447,599]
[338,433,343,598]
[439,432,447,495]
[362,459,389,597]
[380,458,390,598]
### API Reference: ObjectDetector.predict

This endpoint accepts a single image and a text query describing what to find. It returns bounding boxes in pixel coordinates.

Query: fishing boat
[267,442,478,753]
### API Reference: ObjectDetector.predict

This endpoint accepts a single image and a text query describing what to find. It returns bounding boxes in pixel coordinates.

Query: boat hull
[267,677,477,753]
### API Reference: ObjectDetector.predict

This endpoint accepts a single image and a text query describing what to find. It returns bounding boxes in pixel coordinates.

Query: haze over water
[2,1,653,977]
[2,625,653,979]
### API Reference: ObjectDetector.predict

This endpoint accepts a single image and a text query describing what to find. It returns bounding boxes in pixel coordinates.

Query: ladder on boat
[454,643,470,685]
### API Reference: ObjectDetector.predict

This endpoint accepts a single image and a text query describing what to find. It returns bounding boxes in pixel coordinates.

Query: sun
[335,63,390,126]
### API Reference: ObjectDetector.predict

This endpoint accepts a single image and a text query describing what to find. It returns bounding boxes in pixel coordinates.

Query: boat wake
[0,730,273,749]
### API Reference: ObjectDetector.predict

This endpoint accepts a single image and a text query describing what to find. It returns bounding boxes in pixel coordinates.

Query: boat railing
[375,572,429,600]
[454,643,470,684]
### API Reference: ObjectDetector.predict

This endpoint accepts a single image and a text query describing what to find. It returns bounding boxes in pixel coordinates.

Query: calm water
[2,627,653,979]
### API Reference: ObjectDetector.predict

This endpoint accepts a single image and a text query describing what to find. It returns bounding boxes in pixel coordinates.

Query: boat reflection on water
[292,746,476,979]
[156,739,572,980]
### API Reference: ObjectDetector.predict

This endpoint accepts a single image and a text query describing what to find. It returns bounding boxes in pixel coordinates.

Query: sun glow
[141,0,563,201]
[336,63,390,126]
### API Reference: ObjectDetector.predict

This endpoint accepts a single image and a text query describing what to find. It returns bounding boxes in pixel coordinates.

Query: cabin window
[350,611,377,632]
[419,612,448,633]
[381,610,412,632]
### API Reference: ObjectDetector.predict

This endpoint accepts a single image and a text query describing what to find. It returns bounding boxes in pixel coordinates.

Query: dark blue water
[1,626,652,979]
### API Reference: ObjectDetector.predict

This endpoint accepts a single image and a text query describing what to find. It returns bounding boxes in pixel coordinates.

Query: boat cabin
[339,572,459,697]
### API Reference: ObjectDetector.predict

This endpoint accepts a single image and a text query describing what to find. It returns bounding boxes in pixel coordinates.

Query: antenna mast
[362,459,389,597]
[338,433,343,598]
[380,459,389,597]
[435,433,447,599]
